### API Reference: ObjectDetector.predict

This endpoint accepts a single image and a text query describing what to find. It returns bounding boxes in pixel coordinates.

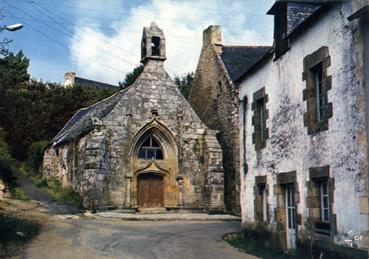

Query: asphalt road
[18,219,258,259]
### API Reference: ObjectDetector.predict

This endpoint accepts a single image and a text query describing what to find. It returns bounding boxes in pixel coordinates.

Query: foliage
[0,212,40,257]
[0,51,119,159]
[0,128,16,184]
[174,72,194,99]
[34,178,48,188]
[225,232,298,259]
[9,187,29,201]
[118,64,144,88]
[26,141,49,174]
[0,51,29,88]
[36,179,82,209]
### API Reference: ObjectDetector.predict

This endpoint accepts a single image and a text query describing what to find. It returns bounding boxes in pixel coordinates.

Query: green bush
[34,178,48,188]
[9,187,29,201]
[26,140,49,174]
[0,129,16,185]
[58,187,82,208]
[45,179,82,209]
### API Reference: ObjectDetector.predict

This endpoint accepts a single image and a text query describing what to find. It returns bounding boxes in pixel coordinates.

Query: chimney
[64,72,76,87]
[203,25,222,48]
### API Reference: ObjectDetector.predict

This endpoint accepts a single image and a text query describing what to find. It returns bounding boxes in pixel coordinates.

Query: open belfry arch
[42,22,225,212]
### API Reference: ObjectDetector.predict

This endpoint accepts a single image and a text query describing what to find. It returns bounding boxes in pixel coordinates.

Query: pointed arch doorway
[138,173,164,208]
[129,120,179,209]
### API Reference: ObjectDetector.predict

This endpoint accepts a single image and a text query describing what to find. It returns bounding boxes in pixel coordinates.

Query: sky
[2,0,275,85]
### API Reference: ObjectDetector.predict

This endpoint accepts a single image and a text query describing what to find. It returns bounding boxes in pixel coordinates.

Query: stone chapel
[42,22,225,211]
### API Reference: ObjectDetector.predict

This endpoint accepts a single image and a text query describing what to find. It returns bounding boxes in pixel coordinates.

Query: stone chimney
[64,72,76,87]
[203,25,222,47]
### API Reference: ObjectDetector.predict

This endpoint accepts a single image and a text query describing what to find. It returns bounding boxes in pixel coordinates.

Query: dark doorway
[138,173,164,208]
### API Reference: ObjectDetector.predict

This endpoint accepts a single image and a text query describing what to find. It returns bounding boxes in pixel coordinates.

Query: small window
[252,88,269,151]
[138,135,164,160]
[256,99,265,142]
[151,36,160,56]
[303,47,332,135]
[312,63,325,122]
[320,181,330,222]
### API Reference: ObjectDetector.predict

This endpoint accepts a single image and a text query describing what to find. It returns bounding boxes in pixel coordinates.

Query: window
[319,181,330,222]
[151,36,161,56]
[307,166,335,235]
[138,135,164,160]
[303,46,332,135]
[312,63,325,122]
[252,87,269,151]
[256,99,265,142]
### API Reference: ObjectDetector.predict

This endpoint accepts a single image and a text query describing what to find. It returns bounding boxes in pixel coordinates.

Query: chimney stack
[64,72,76,87]
[203,25,222,47]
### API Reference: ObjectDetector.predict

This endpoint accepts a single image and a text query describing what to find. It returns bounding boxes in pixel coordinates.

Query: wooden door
[138,174,164,208]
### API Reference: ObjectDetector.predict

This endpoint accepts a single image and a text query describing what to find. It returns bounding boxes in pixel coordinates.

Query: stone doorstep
[137,207,167,214]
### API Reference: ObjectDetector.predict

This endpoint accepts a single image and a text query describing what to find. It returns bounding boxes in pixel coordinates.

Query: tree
[0,50,30,89]
[118,64,144,88]
[0,10,11,57]
[174,72,194,100]
[0,51,119,159]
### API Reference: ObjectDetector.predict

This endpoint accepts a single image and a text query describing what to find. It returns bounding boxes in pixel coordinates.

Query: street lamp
[2,23,23,32]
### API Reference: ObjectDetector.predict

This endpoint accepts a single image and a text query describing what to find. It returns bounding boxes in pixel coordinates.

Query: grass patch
[0,212,40,257]
[35,177,82,209]
[225,232,299,259]
[18,163,82,210]
[9,187,30,201]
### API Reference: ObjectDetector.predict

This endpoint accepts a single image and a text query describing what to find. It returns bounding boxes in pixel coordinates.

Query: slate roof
[286,3,320,35]
[220,46,272,82]
[75,77,118,89]
[52,90,125,146]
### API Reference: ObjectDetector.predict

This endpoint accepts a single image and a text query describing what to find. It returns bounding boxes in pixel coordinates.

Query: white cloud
[69,0,274,85]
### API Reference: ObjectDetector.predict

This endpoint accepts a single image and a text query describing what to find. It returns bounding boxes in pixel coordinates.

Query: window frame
[138,135,164,160]
[251,87,269,151]
[303,46,332,135]
[307,166,336,236]
[312,63,325,122]
[320,181,330,223]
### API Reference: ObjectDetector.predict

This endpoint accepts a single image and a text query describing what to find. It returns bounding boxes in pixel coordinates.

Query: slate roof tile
[220,46,272,82]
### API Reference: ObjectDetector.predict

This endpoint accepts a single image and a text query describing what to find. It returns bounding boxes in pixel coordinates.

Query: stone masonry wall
[189,26,240,212]
[43,58,225,211]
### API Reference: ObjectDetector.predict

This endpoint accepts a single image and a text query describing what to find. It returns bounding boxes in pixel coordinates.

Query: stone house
[238,0,369,257]
[63,72,118,89]
[42,22,225,212]
[189,25,270,212]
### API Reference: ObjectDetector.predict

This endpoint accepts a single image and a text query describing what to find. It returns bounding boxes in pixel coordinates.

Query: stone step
[137,207,167,214]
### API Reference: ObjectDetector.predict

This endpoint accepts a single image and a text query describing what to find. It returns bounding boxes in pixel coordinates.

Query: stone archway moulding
[129,118,178,159]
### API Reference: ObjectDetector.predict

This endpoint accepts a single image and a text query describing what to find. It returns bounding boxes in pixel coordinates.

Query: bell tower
[141,22,166,63]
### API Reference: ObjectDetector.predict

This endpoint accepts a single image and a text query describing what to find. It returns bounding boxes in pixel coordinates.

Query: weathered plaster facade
[43,23,225,212]
[238,1,369,257]
[189,26,270,212]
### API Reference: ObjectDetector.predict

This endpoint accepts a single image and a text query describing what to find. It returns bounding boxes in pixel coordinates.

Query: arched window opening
[138,135,164,160]
[151,36,161,56]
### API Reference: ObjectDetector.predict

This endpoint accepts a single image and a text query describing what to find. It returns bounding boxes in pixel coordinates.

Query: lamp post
[1,23,23,32]
[0,23,23,56]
